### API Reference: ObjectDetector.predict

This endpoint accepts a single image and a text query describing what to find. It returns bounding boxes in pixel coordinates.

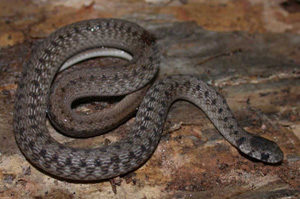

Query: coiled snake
[13,18,283,181]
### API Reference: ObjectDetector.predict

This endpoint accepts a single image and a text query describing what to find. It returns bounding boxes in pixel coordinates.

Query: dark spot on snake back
[22,70,28,78]
[114,74,119,81]
[141,64,148,70]
[224,117,228,122]
[15,104,22,111]
[212,99,217,105]
[132,31,138,36]
[126,26,132,33]
[31,80,40,87]
[29,92,38,98]
[144,116,151,121]
[247,151,254,157]
[129,151,136,159]
[28,141,35,150]
[74,27,80,33]
[18,83,24,89]
[17,93,24,100]
[149,97,155,102]
[153,88,159,93]
[39,149,47,158]
[51,40,58,47]
[126,140,133,145]
[60,87,65,93]
[65,31,71,38]
[205,91,209,98]
[164,91,170,96]
[38,58,46,64]
[58,35,64,41]
[30,124,38,129]
[80,160,87,167]
[237,137,246,146]
[99,148,107,153]
[37,132,43,137]
[103,21,109,28]
[146,106,154,112]
[184,81,190,87]
[111,156,120,163]
[51,154,58,162]
[85,22,92,31]
[158,111,164,119]
[89,75,95,81]
[86,167,95,174]
[44,163,51,169]
[132,69,138,76]
[28,115,36,120]
[65,157,72,166]
[69,80,76,85]
[17,127,25,134]
[29,103,37,109]
[122,73,129,79]
[45,138,54,145]
[260,152,270,161]
[140,145,147,152]
[101,166,109,173]
[14,117,22,126]
[113,22,118,29]
[34,68,42,75]
[158,81,165,86]
[44,49,51,55]
[140,125,147,131]
[70,167,80,173]
[113,166,120,173]
[218,108,223,113]
[149,56,153,62]
[71,148,79,153]
[94,159,102,167]
[140,30,155,46]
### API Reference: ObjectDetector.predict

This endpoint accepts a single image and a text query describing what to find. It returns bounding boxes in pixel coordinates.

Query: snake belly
[13,18,283,181]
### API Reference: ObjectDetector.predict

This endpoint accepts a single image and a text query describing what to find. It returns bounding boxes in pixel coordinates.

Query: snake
[13,18,283,181]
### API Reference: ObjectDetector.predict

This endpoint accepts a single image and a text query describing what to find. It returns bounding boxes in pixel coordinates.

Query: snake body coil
[14,18,283,181]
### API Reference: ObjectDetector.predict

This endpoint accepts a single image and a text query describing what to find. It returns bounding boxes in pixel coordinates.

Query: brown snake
[13,18,283,181]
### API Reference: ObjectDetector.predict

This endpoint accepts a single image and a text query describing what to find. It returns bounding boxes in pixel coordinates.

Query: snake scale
[13,18,283,181]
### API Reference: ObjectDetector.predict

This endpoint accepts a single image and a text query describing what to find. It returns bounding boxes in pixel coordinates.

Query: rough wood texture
[0,0,299,198]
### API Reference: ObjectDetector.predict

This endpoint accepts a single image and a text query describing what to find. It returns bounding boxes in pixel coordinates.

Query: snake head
[238,136,283,164]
